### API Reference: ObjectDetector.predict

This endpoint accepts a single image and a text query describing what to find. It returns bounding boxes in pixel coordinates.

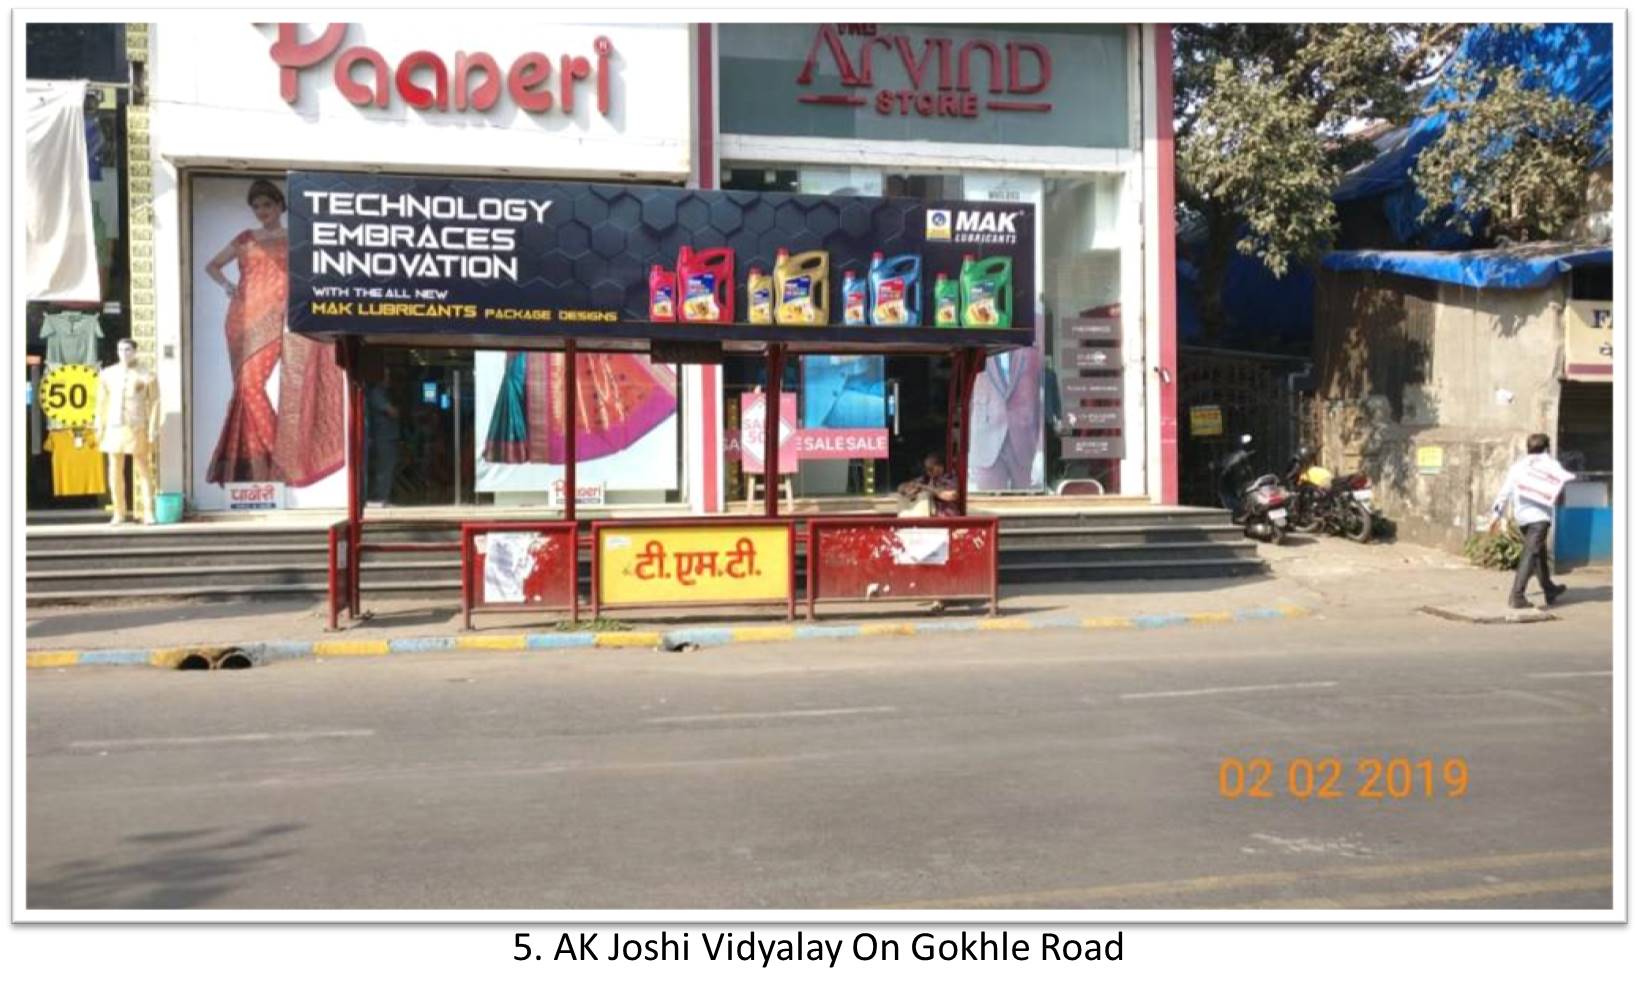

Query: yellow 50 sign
[40,364,98,428]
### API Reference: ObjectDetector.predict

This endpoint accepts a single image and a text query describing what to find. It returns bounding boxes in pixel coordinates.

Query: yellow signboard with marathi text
[597,523,793,607]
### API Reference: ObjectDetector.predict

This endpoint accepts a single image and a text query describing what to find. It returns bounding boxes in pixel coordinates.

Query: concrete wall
[1313,270,1565,552]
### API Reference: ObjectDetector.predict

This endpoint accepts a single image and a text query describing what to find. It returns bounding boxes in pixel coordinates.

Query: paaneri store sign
[270,23,616,116]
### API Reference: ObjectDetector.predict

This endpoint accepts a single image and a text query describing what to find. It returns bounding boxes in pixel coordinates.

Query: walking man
[1490,433,1575,610]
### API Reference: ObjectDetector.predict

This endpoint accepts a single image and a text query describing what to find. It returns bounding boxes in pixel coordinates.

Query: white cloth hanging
[26,79,101,303]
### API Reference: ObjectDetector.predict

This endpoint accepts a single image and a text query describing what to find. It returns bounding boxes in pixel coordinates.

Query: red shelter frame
[324,328,1007,627]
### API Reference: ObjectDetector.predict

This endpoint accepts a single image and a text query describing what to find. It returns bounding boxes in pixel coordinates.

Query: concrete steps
[25,507,1264,603]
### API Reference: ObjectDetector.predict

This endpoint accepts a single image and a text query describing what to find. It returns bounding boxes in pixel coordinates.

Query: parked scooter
[1218,434,1291,544]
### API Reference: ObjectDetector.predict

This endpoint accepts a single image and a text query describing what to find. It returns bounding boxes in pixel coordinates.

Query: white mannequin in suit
[969,343,1043,492]
[96,338,161,525]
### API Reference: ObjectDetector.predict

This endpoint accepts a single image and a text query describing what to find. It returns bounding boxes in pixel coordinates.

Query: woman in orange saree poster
[202,179,344,486]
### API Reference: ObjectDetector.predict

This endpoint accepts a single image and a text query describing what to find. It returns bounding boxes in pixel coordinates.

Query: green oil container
[960,254,1014,328]
[932,271,960,328]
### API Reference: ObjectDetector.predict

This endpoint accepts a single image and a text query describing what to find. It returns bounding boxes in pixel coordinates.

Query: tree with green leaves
[1173,24,1465,343]
[1413,62,1600,242]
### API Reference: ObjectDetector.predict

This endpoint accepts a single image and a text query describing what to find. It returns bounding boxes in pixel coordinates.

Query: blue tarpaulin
[1321,245,1612,290]
[1333,23,1613,245]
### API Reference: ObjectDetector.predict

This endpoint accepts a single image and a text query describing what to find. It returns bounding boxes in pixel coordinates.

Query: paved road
[26,613,1614,911]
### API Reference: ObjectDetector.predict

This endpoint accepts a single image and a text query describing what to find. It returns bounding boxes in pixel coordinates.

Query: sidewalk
[1256,532,1614,622]
[23,534,1612,667]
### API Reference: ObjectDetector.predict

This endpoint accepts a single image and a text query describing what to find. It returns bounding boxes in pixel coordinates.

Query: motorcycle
[1218,435,1291,544]
[1283,449,1376,542]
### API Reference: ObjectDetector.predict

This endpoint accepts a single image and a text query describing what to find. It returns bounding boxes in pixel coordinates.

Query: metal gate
[1177,346,1313,508]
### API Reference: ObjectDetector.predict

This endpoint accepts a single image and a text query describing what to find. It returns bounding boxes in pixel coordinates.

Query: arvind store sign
[270,23,615,116]
[798,24,1053,118]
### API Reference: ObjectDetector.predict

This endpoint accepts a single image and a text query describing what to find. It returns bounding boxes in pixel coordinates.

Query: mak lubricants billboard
[284,171,1035,342]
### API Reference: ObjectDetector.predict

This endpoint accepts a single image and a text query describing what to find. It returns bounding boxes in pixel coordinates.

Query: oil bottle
[747,267,774,325]
[869,252,921,326]
[960,254,1013,328]
[774,248,830,326]
[678,246,735,324]
[932,271,960,328]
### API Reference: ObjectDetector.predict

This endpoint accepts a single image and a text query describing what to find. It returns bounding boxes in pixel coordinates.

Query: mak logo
[925,209,953,241]
[931,207,1026,246]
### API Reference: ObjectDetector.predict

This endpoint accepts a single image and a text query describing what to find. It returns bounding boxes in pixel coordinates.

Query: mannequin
[95,338,160,525]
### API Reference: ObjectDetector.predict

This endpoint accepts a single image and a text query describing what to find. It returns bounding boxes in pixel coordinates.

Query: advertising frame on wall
[188,173,350,512]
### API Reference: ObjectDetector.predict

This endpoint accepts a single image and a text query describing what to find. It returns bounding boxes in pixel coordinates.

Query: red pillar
[763,344,784,517]
[564,339,577,522]
[695,24,723,514]
[345,339,365,615]
[1155,25,1180,505]
[953,348,984,516]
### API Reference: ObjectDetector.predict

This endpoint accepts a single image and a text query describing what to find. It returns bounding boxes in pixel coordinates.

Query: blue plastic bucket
[154,492,184,525]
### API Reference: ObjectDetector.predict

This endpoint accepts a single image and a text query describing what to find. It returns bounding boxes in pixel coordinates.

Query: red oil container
[648,264,677,322]
[678,246,736,324]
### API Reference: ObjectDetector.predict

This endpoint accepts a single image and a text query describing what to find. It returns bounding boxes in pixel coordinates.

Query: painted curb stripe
[857,622,915,637]
[389,637,458,654]
[1132,614,1189,629]
[26,604,1316,668]
[311,640,392,657]
[661,628,734,648]
[1233,607,1284,622]
[912,619,981,633]
[595,631,662,648]
[255,641,317,662]
[795,625,863,640]
[731,626,798,643]
[454,634,526,652]
[527,633,597,650]
[978,618,1034,632]
[78,649,151,666]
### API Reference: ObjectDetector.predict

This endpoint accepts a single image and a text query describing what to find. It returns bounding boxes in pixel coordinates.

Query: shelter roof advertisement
[285,170,1036,347]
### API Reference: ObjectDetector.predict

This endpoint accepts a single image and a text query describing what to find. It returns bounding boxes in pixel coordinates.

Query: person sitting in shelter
[896,452,959,517]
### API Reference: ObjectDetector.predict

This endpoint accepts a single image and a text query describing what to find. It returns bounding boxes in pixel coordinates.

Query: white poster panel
[473,350,680,497]
[189,175,348,511]
[964,172,1046,493]
[482,532,538,604]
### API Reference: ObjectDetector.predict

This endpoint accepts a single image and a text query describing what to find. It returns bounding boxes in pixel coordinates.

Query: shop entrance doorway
[367,347,476,507]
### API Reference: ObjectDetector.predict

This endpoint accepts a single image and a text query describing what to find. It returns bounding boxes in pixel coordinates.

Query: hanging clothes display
[25,80,100,302]
[43,428,107,496]
[483,352,678,465]
[41,309,103,366]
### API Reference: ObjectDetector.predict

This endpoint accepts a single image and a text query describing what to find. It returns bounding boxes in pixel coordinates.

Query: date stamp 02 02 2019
[1218,757,1469,801]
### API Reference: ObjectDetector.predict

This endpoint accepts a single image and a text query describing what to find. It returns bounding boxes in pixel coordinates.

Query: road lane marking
[883,847,1611,909]
[1526,671,1614,679]
[68,729,377,751]
[644,706,899,725]
[1235,874,1612,909]
[1120,681,1339,701]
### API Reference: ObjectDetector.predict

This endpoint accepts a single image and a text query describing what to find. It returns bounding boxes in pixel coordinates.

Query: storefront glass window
[723,165,1135,501]
[1041,174,1126,492]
